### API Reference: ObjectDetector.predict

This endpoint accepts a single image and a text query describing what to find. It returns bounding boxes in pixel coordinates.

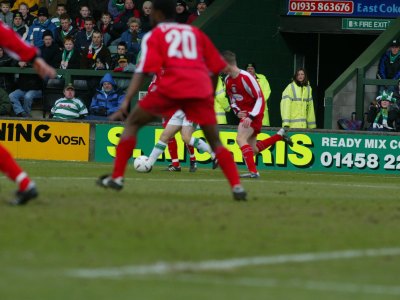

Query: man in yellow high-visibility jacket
[214,75,230,124]
[246,63,271,126]
[280,68,316,129]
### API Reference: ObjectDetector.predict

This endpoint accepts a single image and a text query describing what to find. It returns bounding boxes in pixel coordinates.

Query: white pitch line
[67,247,400,279]
[171,275,400,296]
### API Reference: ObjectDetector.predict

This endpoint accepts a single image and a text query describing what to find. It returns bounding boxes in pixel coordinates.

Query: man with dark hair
[55,13,78,48]
[97,0,247,201]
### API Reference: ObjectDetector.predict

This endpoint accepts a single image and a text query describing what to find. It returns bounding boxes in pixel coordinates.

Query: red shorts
[139,90,217,125]
[240,115,263,135]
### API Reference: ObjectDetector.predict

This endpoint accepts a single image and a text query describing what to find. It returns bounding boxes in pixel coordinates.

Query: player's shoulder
[156,22,197,33]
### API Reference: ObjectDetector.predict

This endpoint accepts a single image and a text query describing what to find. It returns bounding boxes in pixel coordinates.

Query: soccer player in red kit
[222,51,293,178]
[97,0,246,200]
[0,21,56,205]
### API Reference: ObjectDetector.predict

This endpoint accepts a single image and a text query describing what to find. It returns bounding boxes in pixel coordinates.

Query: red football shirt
[136,22,227,99]
[0,21,38,62]
[225,70,265,118]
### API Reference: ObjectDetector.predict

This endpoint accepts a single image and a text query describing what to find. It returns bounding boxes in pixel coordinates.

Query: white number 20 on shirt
[165,29,197,59]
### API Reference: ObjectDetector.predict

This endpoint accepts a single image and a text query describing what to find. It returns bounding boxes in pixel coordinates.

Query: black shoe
[278,127,294,147]
[96,174,123,190]
[189,161,197,172]
[164,165,181,172]
[212,158,219,169]
[232,185,247,201]
[10,185,38,205]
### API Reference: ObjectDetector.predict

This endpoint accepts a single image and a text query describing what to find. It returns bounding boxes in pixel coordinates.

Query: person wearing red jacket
[0,20,56,205]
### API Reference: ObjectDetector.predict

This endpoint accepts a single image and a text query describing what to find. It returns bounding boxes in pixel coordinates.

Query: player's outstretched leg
[0,145,38,205]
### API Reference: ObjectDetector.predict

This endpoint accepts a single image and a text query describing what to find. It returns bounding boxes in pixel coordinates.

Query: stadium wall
[1,119,400,175]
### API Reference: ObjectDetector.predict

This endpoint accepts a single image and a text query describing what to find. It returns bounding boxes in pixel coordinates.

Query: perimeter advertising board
[0,120,90,161]
[94,124,400,175]
[287,0,400,18]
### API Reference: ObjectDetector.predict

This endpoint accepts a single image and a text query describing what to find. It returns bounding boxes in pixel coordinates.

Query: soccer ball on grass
[133,155,152,173]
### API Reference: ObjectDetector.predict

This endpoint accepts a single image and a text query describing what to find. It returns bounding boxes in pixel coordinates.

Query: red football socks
[112,136,136,179]
[167,137,180,167]
[215,146,240,187]
[240,144,258,173]
[186,144,196,162]
[0,145,31,191]
[256,134,283,152]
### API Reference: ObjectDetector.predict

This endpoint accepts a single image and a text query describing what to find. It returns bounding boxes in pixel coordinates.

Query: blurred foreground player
[97,0,246,200]
[0,21,56,205]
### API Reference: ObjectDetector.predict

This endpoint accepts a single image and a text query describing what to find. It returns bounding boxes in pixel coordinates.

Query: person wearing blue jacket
[87,73,125,120]
[26,7,57,47]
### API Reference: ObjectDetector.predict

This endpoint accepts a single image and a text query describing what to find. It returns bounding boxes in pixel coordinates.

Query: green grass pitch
[1,160,400,300]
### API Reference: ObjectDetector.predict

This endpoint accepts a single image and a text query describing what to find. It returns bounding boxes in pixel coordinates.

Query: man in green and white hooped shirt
[50,84,88,119]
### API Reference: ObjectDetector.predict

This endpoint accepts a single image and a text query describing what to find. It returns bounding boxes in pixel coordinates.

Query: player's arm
[0,22,56,79]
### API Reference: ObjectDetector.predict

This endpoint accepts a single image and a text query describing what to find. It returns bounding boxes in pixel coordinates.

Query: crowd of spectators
[0,0,213,118]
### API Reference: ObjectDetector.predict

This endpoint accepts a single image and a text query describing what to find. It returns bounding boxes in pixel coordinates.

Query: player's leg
[201,124,246,200]
[0,145,37,205]
[255,127,293,154]
[97,105,155,190]
[148,123,181,170]
[162,117,180,169]
[180,125,197,172]
[181,125,218,169]
[236,124,259,178]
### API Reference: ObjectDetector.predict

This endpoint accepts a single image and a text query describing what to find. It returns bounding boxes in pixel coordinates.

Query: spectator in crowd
[26,7,57,47]
[49,3,67,27]
[120,17,143,63]
[187,0,207,24]
[88,0,109,22]
[175,0,189,24]
[0,0,13,26]
[113,0,140,36]
[0,47,14,92]
[377,39,400,94]
[0,87,12,115]
[74,16,95,50]
[139,0,151,33]
[214,74,230,124]
[18,2,35,26]
[367,90,398,131]
[55,13,78,49]
[81,30,111,70]
[75,4,91,30]
[50,83,88,119]
[12,11,29,40]
[110,41,133,68]
[59,36,81,69]
[87,73,124,120]
[9,63,43,117]
[66,0,87,20]
[107,0,124,19]
[11,0,39,16]
[113,54,134,91]
[39,30,61,68]
[281,68,316,129]
[246,62,271,126]
[97,12,115,46]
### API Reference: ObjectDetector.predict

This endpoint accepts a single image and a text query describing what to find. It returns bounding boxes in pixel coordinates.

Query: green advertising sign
[95,124,400,174]
[342,18,393,30]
